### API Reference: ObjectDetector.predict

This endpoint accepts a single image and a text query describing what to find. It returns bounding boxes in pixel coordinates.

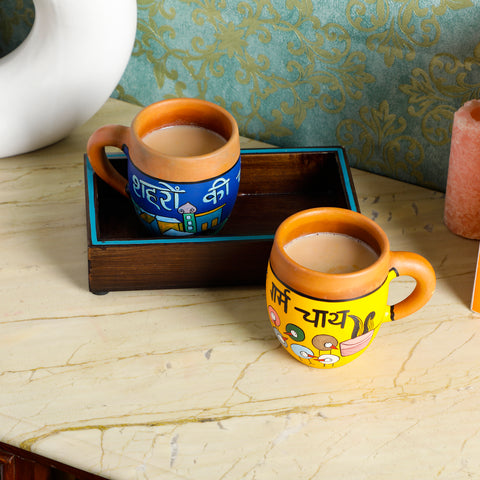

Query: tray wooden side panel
[239,150,341,194]
[88,240,271,293]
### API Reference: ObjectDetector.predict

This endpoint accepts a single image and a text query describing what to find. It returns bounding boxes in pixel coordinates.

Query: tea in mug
[267,207,436,368]
[284,232,378,274]
[142,125,227,157]
[87,98,240,237]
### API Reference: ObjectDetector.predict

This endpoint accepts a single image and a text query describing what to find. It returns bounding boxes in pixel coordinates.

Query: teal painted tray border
[86,147,358,246]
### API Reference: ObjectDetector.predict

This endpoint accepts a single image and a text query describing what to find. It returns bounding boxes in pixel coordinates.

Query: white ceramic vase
[0,0,137,158]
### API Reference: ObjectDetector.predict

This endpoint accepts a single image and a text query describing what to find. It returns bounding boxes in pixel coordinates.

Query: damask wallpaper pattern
[2,0,480,191]
[0,0,33,58]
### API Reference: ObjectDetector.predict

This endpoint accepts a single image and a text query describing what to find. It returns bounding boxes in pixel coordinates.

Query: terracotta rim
[129,98,240,182]
[269,207,391,300]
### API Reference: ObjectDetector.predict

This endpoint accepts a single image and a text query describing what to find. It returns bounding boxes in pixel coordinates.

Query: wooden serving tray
[85,147,359,293]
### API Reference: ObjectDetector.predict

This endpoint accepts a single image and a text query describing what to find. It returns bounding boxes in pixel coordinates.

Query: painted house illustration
[138,201,226,235]
[178,202,224,234]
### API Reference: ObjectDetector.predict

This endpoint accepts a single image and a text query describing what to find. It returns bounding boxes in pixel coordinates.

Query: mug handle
[389,251,436,320]
[86,125,131,198]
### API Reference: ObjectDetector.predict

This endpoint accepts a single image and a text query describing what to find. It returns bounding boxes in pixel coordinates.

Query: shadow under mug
[87,98,241,236]
[266,207,436,368]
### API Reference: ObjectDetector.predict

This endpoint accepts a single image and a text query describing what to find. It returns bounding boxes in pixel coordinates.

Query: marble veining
[1,100,480,479]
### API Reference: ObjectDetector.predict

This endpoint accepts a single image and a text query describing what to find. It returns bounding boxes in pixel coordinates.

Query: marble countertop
[1,98,479,479]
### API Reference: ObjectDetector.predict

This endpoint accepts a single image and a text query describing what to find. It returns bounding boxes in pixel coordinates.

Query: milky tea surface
[142,125,226,157]
[284,232,378,274]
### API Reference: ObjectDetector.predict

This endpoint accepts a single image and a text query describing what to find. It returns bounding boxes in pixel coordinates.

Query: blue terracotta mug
[87,98,241,236]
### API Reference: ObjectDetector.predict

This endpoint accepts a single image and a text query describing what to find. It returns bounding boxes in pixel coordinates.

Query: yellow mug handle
[389,251,436,320]
[87,124,131,197]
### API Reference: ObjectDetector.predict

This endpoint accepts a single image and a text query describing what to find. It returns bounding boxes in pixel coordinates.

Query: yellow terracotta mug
[266,207,436,368]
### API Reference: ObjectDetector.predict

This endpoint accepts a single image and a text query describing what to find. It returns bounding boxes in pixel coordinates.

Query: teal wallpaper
[2,0,480,191]
[0,0,33,57]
